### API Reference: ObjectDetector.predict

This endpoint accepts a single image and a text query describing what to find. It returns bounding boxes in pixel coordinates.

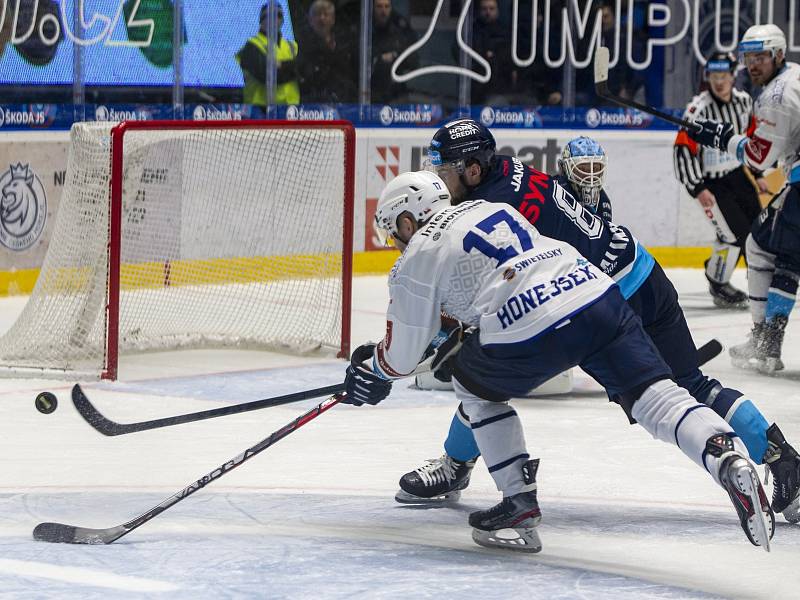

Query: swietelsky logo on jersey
[0,163,47,251]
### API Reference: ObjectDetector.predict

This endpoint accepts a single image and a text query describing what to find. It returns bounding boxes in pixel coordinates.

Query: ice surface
[1,270,798,599]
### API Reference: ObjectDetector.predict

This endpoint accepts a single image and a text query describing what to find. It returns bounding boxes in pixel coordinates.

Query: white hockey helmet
[739,24,786,57]
[374,171,451,246]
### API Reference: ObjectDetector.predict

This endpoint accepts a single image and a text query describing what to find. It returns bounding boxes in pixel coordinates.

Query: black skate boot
[730,322,765,369]
[763,424,800,524]
[395,454,476,504]
[708,433,774,551]
[468,459,542,552]
[708,279,749,309]
[756,316,787,374]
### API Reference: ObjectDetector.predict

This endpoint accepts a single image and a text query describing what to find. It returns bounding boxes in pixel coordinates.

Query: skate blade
[394,489,461,505]
[713,298,749,309]
[730,355,759,370]
[756,358,785,375]
[735,464,775,552]
[472,526,542,553]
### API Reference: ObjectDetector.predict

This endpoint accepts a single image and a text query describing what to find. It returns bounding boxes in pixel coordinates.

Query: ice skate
[469,459,542,552]
[729,322,764,368]
[395,454,476,504]
[469,489,542,552]
[708,280,748,309]
[755,317,787,375]
[719,453,775,550]
[764,424,800,524]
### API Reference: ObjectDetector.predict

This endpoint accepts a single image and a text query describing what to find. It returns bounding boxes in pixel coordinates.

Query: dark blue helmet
[705,51,737,75]
[428,119,496,174]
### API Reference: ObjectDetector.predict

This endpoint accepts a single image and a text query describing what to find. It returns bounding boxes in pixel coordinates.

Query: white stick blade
[594,46,610,84]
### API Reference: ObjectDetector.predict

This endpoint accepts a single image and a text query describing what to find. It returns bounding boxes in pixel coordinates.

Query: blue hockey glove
[343,343,392,406]
[687,119,734,152]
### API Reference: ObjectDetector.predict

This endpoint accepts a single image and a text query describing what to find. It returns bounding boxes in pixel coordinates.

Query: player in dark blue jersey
[397,121,800,526]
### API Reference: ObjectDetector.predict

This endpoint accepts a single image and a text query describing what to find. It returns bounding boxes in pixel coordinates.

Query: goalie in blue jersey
[397,123,800,529]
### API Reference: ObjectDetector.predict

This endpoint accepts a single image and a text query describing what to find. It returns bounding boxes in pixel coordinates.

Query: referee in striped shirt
[673,51,768,308]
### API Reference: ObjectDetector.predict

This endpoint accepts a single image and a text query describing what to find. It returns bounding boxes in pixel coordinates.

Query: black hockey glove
[413,322,475,376]
[687,119,734,152]
[343,343,392,406]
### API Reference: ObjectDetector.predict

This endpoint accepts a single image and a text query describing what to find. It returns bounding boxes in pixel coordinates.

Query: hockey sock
[455,379,533,495]
[704,386,770,463]
[693,381,770,464]
[745,234,774,323]
[631,379,745,484]
[765,268,798,323]
[443,403,481,462]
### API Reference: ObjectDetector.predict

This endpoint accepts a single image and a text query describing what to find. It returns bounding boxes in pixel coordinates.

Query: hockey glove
[343,343,392,406]
[412,322,475,377]
[687,119,734,152]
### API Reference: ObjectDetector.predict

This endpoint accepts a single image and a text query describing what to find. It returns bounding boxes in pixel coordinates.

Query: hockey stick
[594,47,701,133]
[33,392,344,544]
[72,383,344,436]
[698,338,723,366]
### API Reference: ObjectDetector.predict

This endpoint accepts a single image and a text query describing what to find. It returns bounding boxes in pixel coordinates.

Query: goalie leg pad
[455,378,534,496]
[706,241,741,285]
[631,379,746,484]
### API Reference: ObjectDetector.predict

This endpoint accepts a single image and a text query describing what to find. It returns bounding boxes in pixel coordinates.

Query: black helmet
[428,119,496,173]
[705,51,737,75]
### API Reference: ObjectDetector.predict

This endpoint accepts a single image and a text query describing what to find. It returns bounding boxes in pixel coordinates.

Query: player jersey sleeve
[673,97,708,196]
[726,67,800,173]
[373,245,445,379]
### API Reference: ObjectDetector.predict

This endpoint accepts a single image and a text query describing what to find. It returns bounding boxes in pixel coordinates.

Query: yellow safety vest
[237,33,300,106]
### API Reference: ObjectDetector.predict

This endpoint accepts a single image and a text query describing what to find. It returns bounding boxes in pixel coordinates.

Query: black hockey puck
[35,391,58,414]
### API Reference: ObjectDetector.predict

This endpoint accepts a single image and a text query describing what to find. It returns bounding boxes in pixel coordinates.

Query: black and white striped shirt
[673,88,755,197]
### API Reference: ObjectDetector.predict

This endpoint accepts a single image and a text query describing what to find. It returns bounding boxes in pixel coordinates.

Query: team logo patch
[0,163,47,251]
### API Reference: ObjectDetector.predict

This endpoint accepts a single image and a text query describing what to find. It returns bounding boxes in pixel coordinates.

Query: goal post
[0,120,355,380]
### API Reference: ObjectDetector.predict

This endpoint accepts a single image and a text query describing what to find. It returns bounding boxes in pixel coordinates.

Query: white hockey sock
[746,234,775,323]
[631,379,747,485]
[454,378,534,496]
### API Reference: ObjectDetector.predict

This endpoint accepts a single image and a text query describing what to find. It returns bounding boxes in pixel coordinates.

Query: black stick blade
[72,384,126,436]
[698,338,723,366]
[33,522,127,544]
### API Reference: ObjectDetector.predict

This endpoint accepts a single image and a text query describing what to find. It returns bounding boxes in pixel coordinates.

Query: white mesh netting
[0,121,350,378]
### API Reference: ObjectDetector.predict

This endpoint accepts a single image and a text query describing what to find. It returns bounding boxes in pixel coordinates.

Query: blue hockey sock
[443,404,480,462]
[725,399,770,464]
[706,387,769,463]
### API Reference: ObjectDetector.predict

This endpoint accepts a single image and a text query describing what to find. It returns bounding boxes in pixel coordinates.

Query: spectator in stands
[465,0,519,105]
[574,1,645,106]
[236,1,300,110]
[297,0,357,103]
[371,0,419,104]
[524,2,562,106]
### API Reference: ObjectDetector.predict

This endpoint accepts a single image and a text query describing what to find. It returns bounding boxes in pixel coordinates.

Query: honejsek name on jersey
[496,263,598,329]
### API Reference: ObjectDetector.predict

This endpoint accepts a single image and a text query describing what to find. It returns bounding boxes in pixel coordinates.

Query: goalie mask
[374,171,451,246]
[559,136,607,212]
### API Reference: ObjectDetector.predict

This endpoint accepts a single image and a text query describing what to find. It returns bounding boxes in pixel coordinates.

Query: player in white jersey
[342,170,774,552]
[689,24,800,374]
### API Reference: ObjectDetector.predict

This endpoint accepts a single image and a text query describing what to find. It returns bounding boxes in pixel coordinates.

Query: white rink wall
[0,127,714,276]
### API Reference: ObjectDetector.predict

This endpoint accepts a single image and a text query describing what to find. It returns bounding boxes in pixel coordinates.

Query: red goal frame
[103,120,355,380]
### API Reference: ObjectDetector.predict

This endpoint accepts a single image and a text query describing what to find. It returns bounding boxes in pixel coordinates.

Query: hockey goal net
[0,120,354,380]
